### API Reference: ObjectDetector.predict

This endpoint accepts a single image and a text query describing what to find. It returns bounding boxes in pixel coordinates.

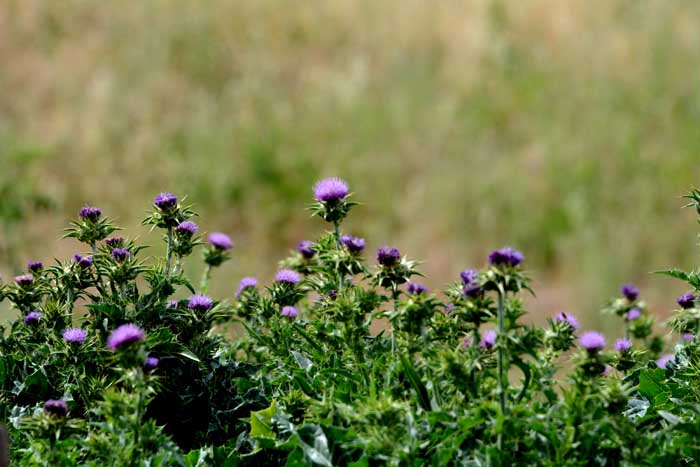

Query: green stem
[165,227,173,277]
[333,221,343,290]
[200,264,212,294]
[134,368,145,448]
[496,288,507,452]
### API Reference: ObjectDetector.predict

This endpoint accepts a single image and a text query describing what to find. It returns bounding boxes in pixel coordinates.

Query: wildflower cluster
[1,179,700,465]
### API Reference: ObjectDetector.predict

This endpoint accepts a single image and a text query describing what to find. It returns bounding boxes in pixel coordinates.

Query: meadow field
[2,0,700,328]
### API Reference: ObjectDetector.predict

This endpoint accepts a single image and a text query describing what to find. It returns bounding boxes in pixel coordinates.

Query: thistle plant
[4,180,700,465]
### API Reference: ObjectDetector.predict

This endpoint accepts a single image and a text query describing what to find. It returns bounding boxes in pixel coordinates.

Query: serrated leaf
[250,400,277,440]
[654,268,690,281]
[623,397,650,420]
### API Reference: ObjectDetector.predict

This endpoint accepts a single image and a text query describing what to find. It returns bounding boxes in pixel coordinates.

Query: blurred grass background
[2,0,700,332]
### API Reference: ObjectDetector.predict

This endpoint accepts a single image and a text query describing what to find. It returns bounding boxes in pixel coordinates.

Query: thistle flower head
[626,308,641,321]
[44,399,68,417]
[79,205,102,221]
[621,283,639,301]
[656,354,675,369]
[176,221,198,235]
[63,328,87,345]
[376,246,401,266]
[188,294,213,312]
[461,336,472,349]
[24,311,42,325]
[166,300,179,309]
[208,232,233,250]
[341,235,365,253]
[14,274,34,287]
[463,282,482,298]
[579,331,606,351]
[677,292,695,309]
[615,338,632,352]
[236,277,258,297]
[154,192,178,210]
[554,312,579,330]
[460,269,478,285]
[297,240,315,259]
[111,248,130,262]
[104,237,124,248]
[281,306,298,318]
[313,177,349,203]
[480,330,496,350]
[488,247,524,267]
[275,269,301,285]
[107,323,145,350]
[27,261,43,272]
[407,282,428,295]
[681,333,694,342]
[73,254,93,269]
[144,356,159,371]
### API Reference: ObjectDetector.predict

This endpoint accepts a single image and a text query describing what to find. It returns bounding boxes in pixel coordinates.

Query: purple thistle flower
[681,333,694,342]
[615,338,632,352]
[656,354,675,369]
[677,292,695,309]
[297,240,315,259]
[154,192,178,210]
[281,306,298,318]
[376,246,401,266]
[104,237,124,248]
[460,269,479,285]
[444,304,454,315]
[275,269,301,285]
[14,274,34,287]
[579,331,606,351]
[236,277,258,297]
[626,308,641,321]
[63,328,87,345]
[166,300,179,309]
[44,399,68,417]
[73,254,93,269]
[107,323,146,350]
[176,221,198,236]
[621,283,639,301]
[461,336,472,349]
[602,366,613,377]
[79,205,102,221]
[463,282,482,298]
[144,356,159,371]
[27,261,43,272]
[488,247,524,267]
[208,232,233,250]
[341,235,365,253]
[313,177,349,203]
[480,330,496,350]
[407,282,429,295]
[24,311,42,325]
[188,294,213,312]
[111,248,130,262]
[554,312,579,330]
